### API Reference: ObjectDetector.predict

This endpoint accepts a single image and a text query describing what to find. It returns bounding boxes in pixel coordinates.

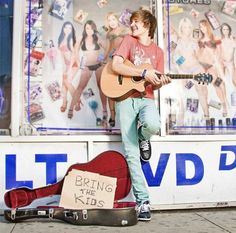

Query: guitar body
[4,150,131,209]
[101,60,152,101]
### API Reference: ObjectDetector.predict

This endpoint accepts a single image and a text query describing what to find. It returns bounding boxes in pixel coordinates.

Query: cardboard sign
[59,170,117,209]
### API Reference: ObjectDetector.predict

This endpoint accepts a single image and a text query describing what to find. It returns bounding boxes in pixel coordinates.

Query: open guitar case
[4,150,138,226]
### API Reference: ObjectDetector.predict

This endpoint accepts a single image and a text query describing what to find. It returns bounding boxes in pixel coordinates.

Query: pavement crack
[10,223,16,233]
[195,212,232,233]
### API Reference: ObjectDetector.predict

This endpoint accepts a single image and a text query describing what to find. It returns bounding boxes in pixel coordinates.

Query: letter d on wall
[176,153,204,186]
[219,145,236,171]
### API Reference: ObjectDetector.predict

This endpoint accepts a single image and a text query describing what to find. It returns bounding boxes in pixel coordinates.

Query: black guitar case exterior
[4,202,137,226]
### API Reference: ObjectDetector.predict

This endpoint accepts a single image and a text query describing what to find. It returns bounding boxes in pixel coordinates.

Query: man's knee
[142,120,160,135]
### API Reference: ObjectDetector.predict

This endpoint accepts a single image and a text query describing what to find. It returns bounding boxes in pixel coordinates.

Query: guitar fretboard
[157,74,194,79]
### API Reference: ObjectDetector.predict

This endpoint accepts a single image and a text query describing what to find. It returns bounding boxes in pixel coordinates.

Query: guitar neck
[166,74,194,80]
[156,72,212,85]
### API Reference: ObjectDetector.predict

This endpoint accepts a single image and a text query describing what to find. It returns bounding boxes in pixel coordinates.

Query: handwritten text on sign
[59,170,117,209]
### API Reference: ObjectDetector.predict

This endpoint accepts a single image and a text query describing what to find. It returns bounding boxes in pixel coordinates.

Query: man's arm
[112,55,168,87]
[112,55,143,77]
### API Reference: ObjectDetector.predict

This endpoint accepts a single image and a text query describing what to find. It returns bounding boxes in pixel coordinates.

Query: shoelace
[140,140,150,151]
[138,203,150,213]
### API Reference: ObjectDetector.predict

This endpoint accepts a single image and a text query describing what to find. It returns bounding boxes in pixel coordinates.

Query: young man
[112,9,171,221]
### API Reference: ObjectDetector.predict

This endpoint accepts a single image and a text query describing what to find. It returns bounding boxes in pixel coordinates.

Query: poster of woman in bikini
[163,0,236,135]
[22,0,155,135]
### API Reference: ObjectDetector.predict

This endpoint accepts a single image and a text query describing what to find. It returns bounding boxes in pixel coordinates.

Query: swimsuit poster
[163,0,236,135]
[22,0,154,135]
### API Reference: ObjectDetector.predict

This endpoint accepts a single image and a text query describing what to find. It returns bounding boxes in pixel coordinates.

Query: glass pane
[22,0,157,135]
[162,0,236,135]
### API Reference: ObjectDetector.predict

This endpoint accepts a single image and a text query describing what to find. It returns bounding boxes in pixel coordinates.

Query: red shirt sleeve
[113,35,133,60]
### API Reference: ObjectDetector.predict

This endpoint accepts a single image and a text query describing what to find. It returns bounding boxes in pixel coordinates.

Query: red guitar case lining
[4,150,137,226]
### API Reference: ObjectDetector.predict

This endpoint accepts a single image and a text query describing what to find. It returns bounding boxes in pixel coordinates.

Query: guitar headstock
[193,73,213,85]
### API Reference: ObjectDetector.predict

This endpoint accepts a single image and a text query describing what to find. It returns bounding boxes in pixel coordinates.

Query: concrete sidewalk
[1,208,236,233]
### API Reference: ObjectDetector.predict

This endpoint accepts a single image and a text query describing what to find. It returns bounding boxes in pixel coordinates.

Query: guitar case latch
[82,209,88,220]
[10,209,16,220]
[49,208,54,219]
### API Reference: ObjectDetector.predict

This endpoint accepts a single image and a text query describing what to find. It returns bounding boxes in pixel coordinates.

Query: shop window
[162,0,236,135]
[21,0,157,135]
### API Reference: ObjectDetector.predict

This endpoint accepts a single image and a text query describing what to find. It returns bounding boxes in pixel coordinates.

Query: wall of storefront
[1,135,236,210]
[1,0,236,211]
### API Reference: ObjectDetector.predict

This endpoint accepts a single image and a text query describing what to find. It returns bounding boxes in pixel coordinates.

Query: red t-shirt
[113,35,164,99]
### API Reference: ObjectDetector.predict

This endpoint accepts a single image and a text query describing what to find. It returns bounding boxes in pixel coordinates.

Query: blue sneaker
[137,201,151,221]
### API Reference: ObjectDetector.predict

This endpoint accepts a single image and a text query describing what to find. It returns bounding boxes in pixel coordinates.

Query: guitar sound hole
[118,75,123,85]
[132,76,142,82]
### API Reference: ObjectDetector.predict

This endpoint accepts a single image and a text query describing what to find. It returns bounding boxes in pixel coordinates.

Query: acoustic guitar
[100,60,213,101]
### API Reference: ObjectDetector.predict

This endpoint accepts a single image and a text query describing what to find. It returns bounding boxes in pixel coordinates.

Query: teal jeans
[116,97,160,205]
